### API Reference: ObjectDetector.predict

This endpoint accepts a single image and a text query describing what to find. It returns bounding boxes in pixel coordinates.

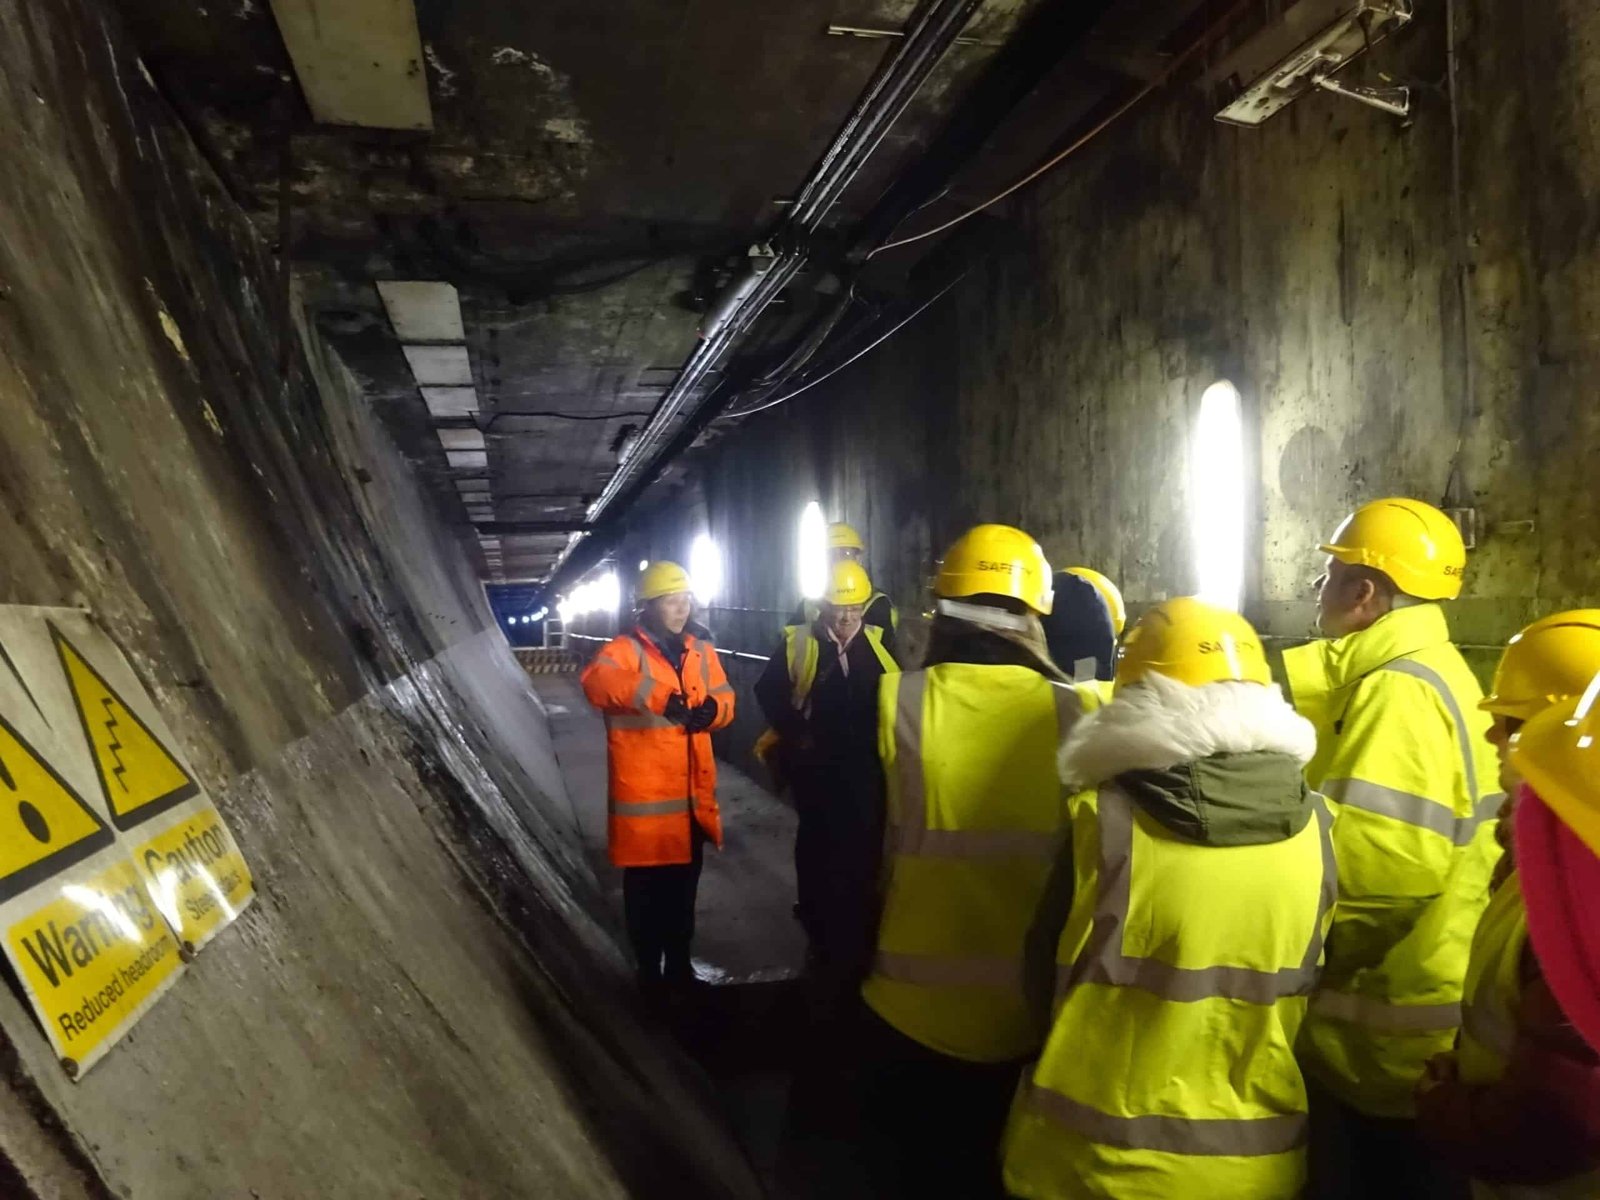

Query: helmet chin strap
[936,598,1032,634]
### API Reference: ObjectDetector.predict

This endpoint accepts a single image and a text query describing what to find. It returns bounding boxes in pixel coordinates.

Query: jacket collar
[1283,603,1452,721]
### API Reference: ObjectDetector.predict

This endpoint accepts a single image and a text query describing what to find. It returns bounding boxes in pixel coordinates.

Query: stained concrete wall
[639,0,1600,688]
[0,1,756,1195]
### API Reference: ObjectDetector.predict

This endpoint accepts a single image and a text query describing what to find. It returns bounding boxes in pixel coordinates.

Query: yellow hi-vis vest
[783,622,897,706]
[1284,603,1503,1117]
[861,664,1102,1063]
[753,624,898,763]
[1002,785,1336,1199]
[1456,871,1600,1200]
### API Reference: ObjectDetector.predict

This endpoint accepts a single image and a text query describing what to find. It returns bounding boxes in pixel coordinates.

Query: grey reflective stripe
[1379,658,1481,803]
[872,951,1022,989]
[1478,791,1506,822]
[1308,989,1461,1032]
[627,637,658,713]
[711,684,734,696]
[1049,681,1089,742]
[892,671,930,846]
[1023,1082,1307,1157]
[608,798,691,817]
[594,652,629,671]
[1323,778,1483,846]
[913,828,1062,860]
[605,713,675,731]
[1062,790,1336,1004]
[1461,985,1516,1060]
[698,641,712,694]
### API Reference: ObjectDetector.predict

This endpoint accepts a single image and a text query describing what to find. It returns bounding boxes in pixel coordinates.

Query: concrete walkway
[529,674,806,984]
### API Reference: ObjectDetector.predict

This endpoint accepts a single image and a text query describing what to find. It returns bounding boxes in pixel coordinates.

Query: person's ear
[1353,575,1380,613]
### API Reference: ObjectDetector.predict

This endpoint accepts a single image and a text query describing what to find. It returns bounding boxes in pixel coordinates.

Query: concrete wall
[641,0,1600,688]
[0,1,755,1195]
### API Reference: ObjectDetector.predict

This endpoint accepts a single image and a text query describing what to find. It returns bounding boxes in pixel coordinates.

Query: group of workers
[579,499,1600,1199]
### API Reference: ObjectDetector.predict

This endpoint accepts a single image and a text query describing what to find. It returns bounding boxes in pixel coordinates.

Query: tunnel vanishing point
[0,0,1596,1196]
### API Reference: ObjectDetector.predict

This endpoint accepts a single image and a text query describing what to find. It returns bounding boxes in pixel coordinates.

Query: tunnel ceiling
[116,0,1223,584]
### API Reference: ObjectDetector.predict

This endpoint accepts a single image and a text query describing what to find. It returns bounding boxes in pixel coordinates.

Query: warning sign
[0,607,253,1075]
[0,711,114,904]
[6,855,182,1073]
[53,627,199,831]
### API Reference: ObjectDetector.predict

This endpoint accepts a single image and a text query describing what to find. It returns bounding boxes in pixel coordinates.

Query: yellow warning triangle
[52,627,199,832]
[0,711,114,903]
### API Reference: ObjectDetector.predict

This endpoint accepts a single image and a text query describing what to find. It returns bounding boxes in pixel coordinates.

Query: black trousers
[622,823,705,984]
[1307,1080,1467,1200]
[857,1006,1022,1200]
[792,761,882,987]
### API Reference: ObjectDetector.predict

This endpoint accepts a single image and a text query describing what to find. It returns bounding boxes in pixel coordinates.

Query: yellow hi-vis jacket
[861,663,1102,1063]
[753,623,898,763]
[1455,871,1600,1199]
[1003,787,1336,1199]
[1284,603,1502,1117]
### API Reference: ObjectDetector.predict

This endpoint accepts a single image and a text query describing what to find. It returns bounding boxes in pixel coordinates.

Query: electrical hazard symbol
[52,627,199,832]
[0,712,115,904]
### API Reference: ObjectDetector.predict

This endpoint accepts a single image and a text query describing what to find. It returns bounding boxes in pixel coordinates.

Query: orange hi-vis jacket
[580,627,735,867]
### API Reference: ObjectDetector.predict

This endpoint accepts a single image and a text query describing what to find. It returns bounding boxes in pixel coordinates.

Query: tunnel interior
[0,0,1597,1195]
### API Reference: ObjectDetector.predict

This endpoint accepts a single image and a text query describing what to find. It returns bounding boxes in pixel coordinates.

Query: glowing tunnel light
[689,534,723,606]
[1189,380,1246,612]
[798,501,829,600]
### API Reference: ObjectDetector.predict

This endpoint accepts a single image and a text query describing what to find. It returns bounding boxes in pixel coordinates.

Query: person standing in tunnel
[1283,498,1501,1199]
[755,559,900,1002]
[579,561,735,996]
[790,522,899,652]
[1415,612,1600,1195]
[1004,598,1333,1200]
[858,524,1103,1199]
[1040,569,1120,691]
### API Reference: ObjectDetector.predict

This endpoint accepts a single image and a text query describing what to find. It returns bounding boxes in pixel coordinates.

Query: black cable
[480,410,653,428]
[721,272,967,419]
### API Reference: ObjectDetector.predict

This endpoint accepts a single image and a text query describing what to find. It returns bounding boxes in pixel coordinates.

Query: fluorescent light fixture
[639,559,649,571]
[446,450,488,470]
[1189,381,1246,611]
[422,386,479,417]
[403,345,473,386]
[798,501,828,600]
[436,427,485,451]
[689,534,723,606]
[377,281,465,341]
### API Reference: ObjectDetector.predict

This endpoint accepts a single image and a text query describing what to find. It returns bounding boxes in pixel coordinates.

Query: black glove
[686,698,719,733]
[662,693,690,726]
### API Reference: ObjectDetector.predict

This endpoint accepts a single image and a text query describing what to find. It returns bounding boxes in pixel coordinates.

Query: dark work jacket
[755,622,891,770]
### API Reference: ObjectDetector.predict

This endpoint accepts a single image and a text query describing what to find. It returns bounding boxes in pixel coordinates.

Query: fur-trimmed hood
[1060,674,1319,847]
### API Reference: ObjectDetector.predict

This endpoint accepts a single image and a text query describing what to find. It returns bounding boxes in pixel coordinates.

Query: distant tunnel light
[1190,381,1246,612]
[690,534,723,606]
[798,501,829,600]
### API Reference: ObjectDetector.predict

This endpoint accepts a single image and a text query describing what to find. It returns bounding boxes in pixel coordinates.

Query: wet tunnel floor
[531,675,875,1197]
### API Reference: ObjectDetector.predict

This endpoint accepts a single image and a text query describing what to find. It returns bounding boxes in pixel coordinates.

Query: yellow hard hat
[1510,690,1600,858]
[1319,497,1466,601]
[1116,596,1271,688]
[1481,610,1600,721]
[1065,566,1126,636]
[934,524,1053,615]
[828,522,865,552]
[824,561,873,606]
[638,560,693,601]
